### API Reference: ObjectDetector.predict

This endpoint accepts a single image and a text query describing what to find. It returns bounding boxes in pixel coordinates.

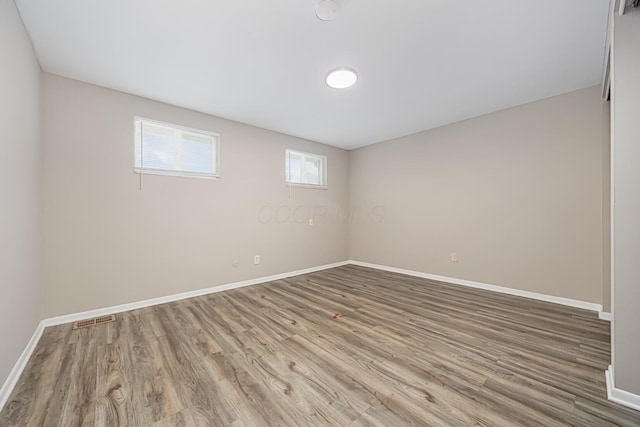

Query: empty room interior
[2,0,640,425]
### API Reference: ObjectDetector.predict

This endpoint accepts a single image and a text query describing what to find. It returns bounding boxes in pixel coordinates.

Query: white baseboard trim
[43,260,351,327]
[0,320,46,412]
[599,311,612,321]
[348,260,603,313]
[606,365,640,411]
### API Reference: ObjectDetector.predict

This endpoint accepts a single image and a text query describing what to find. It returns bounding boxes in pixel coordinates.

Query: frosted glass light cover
[325,68,357,89]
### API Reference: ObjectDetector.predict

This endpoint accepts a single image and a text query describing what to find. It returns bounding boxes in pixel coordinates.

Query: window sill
[286,183,327,190]
[134,169,220,180]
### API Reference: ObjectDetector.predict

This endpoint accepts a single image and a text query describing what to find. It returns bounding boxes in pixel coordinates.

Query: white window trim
[285,149,327,189]
[134,116,220,180]
[133,168,220,180]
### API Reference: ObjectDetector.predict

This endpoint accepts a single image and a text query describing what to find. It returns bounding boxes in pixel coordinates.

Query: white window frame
[285,149,327,189]
[134,117,220,180]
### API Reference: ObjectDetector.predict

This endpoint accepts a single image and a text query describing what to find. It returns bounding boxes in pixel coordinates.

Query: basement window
[134,117,220,179]
[286,149,327,188]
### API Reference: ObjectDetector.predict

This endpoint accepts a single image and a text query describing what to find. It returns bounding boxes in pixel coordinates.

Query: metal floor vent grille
[72,315,116,330]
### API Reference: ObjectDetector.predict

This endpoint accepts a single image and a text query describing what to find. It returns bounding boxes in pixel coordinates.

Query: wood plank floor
[1,265,639,426]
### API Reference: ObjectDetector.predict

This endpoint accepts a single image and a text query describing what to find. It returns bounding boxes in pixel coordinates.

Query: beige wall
[612,7,640,395]
[349,86,607,304]
[602,100,611,314]
[40,76,610,319]
[42,74,349,317]
[0,0,42,385]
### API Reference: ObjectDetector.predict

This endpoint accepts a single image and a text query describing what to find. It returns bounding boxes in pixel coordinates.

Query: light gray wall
[0,0,42,385]
[41,74,349,317]
[612,7,640,395]
[349,86,608,304]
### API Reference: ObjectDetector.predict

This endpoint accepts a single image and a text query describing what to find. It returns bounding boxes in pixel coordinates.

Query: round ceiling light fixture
[325,68,358,89]
[315,0,339,21]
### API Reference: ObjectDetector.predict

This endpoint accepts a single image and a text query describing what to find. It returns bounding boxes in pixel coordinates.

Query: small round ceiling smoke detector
[316,0,339,21]
[326,68,358,89]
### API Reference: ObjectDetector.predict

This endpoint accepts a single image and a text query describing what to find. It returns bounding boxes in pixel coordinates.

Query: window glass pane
[141,124,175,170]
[305,157,320,185]
[134,118,219,178]
[181,133,212,173]
[285,149,326,187]
[288,152,303,183]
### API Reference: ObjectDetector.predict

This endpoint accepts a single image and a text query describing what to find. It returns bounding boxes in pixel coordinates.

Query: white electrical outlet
[254,255,260,265]
[309,218,314,226]
[451,252,458,262]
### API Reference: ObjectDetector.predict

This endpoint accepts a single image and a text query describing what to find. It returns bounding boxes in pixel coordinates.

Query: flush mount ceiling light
[325,68,358,89]
[315,0,339,21]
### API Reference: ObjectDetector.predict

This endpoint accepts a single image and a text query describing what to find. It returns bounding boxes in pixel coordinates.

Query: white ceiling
[16,0,610,150]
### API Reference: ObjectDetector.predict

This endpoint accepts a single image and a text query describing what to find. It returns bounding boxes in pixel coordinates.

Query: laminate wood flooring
[1,265,639,426]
